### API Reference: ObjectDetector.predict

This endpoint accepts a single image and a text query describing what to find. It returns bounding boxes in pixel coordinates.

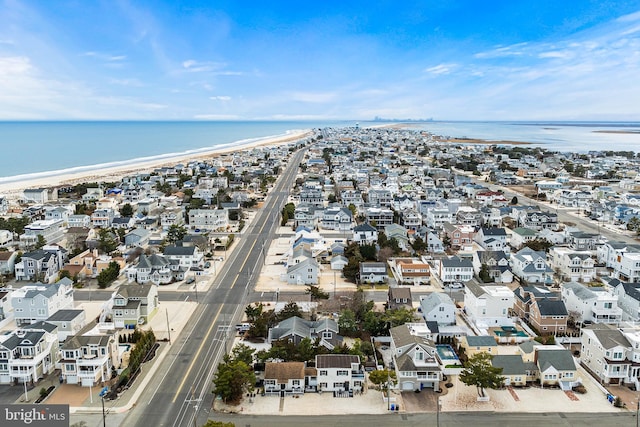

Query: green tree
[411,236,428,253]
[523,238,554,252]
[368,369,397,391]
[213,359,255,404]
[338,309,358,336]
[479,264,493,283]
[342,258,360,283]
[166,224,187,245]
[281,203,295,226]
[277,301,302,321]
[227,343,255,366]
[34,234,46,250]
[245,303,263,323]
[98,229,119,254]
[382,307,417,329]
[306,285,329,301]
[119,203,134,217]
[97,261,120,289]
[459,352,504,397]
[360,244,377,261]
[510,196,518,205]
[363,311,386,336]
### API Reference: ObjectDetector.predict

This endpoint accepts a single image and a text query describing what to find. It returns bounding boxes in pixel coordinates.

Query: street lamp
[99,386,108,427]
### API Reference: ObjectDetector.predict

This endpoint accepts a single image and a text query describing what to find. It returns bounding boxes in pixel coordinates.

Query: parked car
[186,277,195,284]
[449,282,464,289]
[204,261,211,268]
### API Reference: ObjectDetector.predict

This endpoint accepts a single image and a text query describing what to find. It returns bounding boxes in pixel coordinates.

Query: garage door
[402,381,414,391]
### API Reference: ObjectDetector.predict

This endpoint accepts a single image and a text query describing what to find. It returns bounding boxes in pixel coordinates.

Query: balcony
[351,371,365,379]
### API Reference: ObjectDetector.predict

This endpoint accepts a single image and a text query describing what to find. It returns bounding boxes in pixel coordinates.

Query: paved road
[211,411,636,427]
[115,148,306,427]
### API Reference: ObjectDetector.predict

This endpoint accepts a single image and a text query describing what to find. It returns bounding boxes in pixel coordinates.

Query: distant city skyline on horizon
[1,1,640,121]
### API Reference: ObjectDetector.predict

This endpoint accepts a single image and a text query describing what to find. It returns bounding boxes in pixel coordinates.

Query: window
[292,380,300,386]
[337,370,349,376]
[319,370,327,376]
[333,382,344,388]
[439,307,445,312]
[65,364,75,372]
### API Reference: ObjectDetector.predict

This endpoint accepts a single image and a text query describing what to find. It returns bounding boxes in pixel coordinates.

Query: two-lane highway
[121,147,307,427]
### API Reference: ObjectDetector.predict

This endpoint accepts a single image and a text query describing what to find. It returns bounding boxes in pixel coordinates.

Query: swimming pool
[436,344,459,361]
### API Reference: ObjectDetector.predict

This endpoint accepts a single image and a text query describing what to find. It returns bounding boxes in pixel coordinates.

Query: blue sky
[1,0,640,121]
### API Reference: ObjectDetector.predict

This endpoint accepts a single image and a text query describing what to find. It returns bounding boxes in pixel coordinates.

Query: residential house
[392,258,431,286]
[426,230,445,253]
[46,309,87,342]
[124,228,151,248]
[91,209,116,228]
[442,223,475,250]
[437,256,474,284]
[111,284,159,328]
[611,281,640,321]
[472,251,513,284]
[352,223,378,245]
[513,285,560,323]
[389,324,441,391]
[19,219,65,248]
[67,215,91,229]
[315,354,364,395]
[60,324,119,386]
[0,322,59,384]
[566,230,599,251]
[294,204,321,229]
[188,209,229,232]
[126,253,185,285]
[321,206,353,231]
[510,227,537,250]
[549,247,596,283]
[490,355,530,386]
[359,262,388,284]
[268,316,341,350]
[388,287,413,311]
[163,244,203,270]
[475,227,509,252]
[364,207,394,231]
[10,281,74,326]
[510,247,553,284]
[529,298,568,335]
[263,362,306,396]
[597,242,640,284]
[285,257,319,285]
[536,349,578,388]
[561,282,621,325]
[22,188,50,204]
[464,281,514,326]
[519,210,558,231]
[0,251,17,276]
[460,335,498,357]
[581,324,631,385]
[0,230,13,247]
[419,293,456,326]
[384,224,410,252]
[111,217,135,230]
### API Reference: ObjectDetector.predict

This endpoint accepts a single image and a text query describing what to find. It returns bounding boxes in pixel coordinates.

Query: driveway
[401,388,446,413]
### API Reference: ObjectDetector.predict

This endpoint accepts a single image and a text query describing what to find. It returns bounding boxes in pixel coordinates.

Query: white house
[359,262,388,284]
[163,244,203,270]
[611,281,640,322]
[510,247,553,284]
[285,257,319,285]
[352,223,378,245]
[561,281,621,325]
[0,322,59,385]
[315,354,364,395]
[188,209,229,231]
[581,324,632,385]
[420,293,456,326]
[475,227,509,252]
[19,219,65,248]
[549,247,596,283]
[437,256,474,284]
[464,281,514,327]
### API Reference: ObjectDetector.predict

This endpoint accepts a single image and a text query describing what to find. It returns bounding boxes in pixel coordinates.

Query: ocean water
[0,120,638,180]
[0,120,352,179]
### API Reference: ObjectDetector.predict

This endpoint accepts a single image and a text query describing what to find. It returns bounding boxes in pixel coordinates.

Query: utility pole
[165,308,171,344]
[436,397,440,427]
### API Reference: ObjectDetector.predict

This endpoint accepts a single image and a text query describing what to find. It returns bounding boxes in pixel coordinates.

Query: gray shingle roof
[465,335,498,347]
[537,350,576,372]
[491,355,526,375]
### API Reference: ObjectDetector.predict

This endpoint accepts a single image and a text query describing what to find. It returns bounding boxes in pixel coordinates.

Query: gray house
[420,292,456,326]
[268,316,341,350]
[11,281,74,326]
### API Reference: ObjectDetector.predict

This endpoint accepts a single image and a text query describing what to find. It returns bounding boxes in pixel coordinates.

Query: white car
[448,282,464,289]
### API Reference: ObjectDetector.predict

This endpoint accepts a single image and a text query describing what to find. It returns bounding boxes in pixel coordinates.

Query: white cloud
[424,63,456,75]
[210,95,231,101]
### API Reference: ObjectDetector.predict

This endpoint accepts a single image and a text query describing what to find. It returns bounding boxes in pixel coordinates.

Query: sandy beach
[0,129,313,198]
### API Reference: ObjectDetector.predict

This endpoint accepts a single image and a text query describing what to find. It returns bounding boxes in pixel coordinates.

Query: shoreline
[0,129,313,197]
